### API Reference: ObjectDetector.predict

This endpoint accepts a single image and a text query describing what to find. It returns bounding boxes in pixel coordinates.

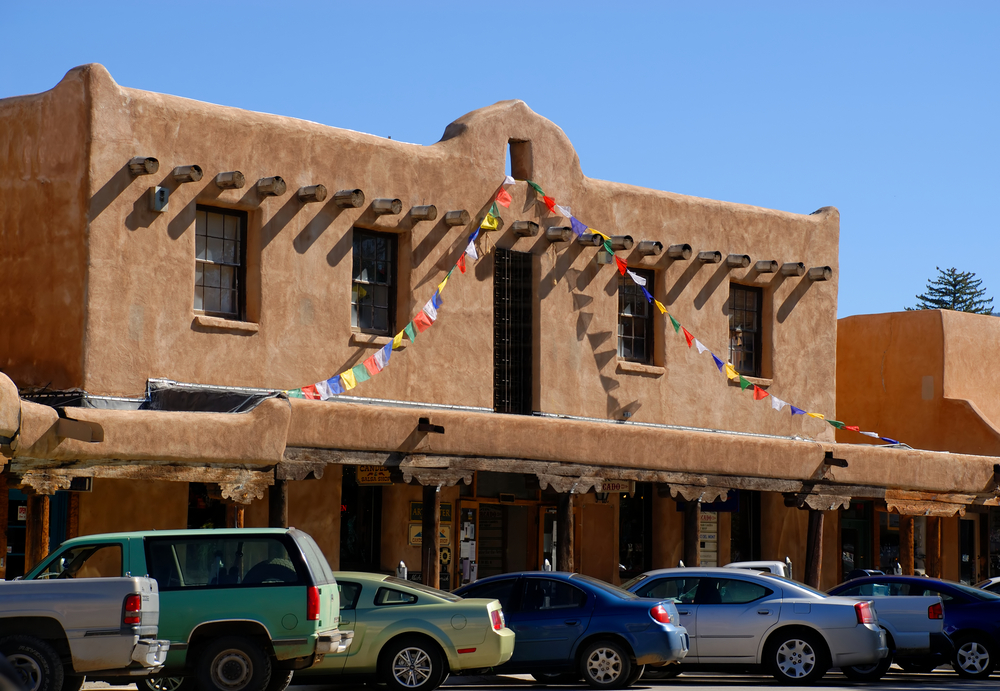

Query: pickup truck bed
[0,576,169,691]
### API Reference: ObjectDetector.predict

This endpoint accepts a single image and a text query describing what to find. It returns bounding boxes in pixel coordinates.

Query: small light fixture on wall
[595,491,610,504]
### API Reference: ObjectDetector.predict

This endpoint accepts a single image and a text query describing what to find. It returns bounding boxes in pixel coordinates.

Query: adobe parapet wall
[1,64,838,442]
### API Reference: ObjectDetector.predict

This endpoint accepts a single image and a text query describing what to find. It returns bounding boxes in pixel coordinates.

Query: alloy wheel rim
[958,641,989,674]
[392,647,432,688]
[211,650,253,691]
[586,647,623,683]
[8,654,42,691]
[776,639,816,678]
[146,677,185,691]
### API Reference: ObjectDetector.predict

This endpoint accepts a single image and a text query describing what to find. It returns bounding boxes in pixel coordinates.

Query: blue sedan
[829,575,1000,679]
[454,572,688,689]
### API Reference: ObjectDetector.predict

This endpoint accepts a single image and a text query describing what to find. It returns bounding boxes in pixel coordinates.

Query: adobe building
[1,64,997,590]
[838,309,1000,584]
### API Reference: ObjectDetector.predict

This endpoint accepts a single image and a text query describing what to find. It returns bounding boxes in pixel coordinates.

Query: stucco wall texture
[837,310,1000,455]
[0,64,839,446]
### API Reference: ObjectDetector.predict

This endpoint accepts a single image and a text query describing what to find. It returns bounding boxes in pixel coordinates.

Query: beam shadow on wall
[88,163,133,222]
[293,197,345,254]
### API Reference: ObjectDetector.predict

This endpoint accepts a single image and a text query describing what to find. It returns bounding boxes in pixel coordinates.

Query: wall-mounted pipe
[807,266,833,281]
[667,244,692,260]
[444,210,470,226]
[334,189,365,208]
[215,171,245,190]
[781,262,805,277]
[411,205,438,222]
[372,198,402,216]
[256,177,286,197]
[637,241,663,257]
[698,251,722,264]
[128,157,159,176]
[727,254,751,269]
[172,165,202,183]
[297,185,327,203]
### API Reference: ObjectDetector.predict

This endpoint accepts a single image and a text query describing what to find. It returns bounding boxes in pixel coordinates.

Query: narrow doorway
[494,248,533,415]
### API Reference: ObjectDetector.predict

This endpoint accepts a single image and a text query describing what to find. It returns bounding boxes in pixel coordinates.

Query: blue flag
[640,286,654,303]
[711,354,724,371]
[570,216,588,237]
[791,406,805,416]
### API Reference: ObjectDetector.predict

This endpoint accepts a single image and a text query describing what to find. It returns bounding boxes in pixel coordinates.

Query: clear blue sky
[4,2,998,318]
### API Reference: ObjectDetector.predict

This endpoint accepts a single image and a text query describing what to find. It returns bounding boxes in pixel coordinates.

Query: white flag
[770,396,787,412]
[694,339,708,355]
[373,347,389,371]
[555,204,572,217]
[503,175,516,185]
[626,270,647,287]
[423,300,438,322]
[315,380,333,400]
[860,431,880,438]
[465,240,479,261]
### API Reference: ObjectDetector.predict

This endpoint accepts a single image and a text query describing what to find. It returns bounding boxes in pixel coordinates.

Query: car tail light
[854,601,876,625]
[650,604,673,625]
[928,602,943,620]
[124,594,142,625]
[490,609,504,631]
[307,586,321,621]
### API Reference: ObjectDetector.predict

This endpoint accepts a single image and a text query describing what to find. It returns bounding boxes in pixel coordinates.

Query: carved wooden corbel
[535,474,601,494]
[667,484,729,504]
[20,471,73,495]
[402,468,472,487]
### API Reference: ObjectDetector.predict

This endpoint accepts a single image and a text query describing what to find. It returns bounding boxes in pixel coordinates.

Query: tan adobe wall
[2,64,839,442]
[0,68,91,389]
[837,310,1000,454]
[77,478,188,535]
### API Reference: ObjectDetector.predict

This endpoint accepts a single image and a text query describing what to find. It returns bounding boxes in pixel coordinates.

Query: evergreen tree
[907,267,994,314]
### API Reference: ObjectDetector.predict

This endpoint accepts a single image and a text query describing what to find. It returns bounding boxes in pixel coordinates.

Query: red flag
[614,256,627,275]
[542,195,557,212]
[363,356,380,376]
[496,188,512,208]
[681,327,694,348]
[845,425,860,432]
[301,385,321,400]
[457,253,466,274]
[413,310,434,333]
[752,385,769,401]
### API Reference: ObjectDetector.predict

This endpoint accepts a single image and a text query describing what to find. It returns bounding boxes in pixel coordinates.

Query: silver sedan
[622,567,887,685]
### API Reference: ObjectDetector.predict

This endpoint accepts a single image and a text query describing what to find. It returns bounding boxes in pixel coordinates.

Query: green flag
[739,376,752,391]
[404,322,418,342]
[287,389,305,399]
[489,201,500,217]
[527,180,544,195]
[668,314,681,333]
[827,420,846,429]
[352,363,371,383]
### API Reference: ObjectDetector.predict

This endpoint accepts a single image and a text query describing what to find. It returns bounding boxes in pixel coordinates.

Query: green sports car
[292,572,514,691]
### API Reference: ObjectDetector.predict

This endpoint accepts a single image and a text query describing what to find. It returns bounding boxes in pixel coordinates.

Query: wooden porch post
[67,492,80,540]
[926,516,941,578]
[804,509,824,589]
[226,504,246,529]
[25,494,50,571]
[557,493,575,573]
[899,514,914,575]
[421,484,441,588]
[269,478,288,528]
[0,473,7,580]
[684,501,701,567]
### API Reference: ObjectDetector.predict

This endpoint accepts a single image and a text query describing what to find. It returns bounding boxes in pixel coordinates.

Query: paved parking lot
[85,669,1000,691]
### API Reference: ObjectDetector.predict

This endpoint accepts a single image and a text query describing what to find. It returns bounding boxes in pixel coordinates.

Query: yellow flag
[654,300,667,314]
[437,275,449,293]
[807,412,825,419]
[392,331,404,350]
[724,364,740,380]
[592,229,610,241]
[341,370,356,391]
[481,213,499,231]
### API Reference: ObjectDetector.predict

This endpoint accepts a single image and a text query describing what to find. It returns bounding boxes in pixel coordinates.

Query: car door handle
[758,609,772,615]
[565,620,580,626]
[677,610,691,616]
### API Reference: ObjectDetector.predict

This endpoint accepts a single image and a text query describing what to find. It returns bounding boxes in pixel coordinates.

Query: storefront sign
[596,480,635,493]
[407,523,451,546]
[16,506,26,521]
[409,502,452,522]
[356,465,393,485]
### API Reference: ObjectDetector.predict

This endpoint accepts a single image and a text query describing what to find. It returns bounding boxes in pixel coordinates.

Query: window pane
[194,287,204,310]
[373,307,388,333]
[376,238,387,261]
[224,215,239,240]
[196,236,206,261]
[362,237,376,259]
[195,265,204,287]
[221,265,235,289]
[196,210,207,237]
[359,305,372,330]
[207,212,224,238]
[351,303,358,327]
[223,240,236,264]
[522,579,587,611]
[374,285,388,309]
[205,265,221,288]
[205,288,221,313]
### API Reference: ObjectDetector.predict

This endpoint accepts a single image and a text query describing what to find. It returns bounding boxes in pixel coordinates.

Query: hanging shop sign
[596,480,635,494]
[409,502,452,523]
[356,465,393,486]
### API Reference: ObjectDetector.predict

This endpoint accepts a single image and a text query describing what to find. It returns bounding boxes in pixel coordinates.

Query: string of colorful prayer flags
[524,179,903,446]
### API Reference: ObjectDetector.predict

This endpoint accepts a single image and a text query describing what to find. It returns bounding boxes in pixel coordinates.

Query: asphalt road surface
[85,669,1000,691]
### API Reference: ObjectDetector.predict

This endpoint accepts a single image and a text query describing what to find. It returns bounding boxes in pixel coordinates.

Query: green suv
[24,528,351,691]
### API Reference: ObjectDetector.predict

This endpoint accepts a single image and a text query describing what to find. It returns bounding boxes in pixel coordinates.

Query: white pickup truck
[0,576,169,691]
[830,585,947,681]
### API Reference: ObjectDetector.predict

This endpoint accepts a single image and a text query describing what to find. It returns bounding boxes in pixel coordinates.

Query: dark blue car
[829,575,1000,679]
[454,572,688,688]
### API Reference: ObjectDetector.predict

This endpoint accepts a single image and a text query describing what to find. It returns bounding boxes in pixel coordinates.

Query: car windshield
[574,574,640,599]
[384,576,462,602]
[948,582,1000,601]
[620,574,648,590]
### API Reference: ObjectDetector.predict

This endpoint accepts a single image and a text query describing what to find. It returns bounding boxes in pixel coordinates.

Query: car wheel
[263,671,292,691]
[144,678,190,691]
[952,635,996,679]
[579,640,633,689]
[642,663,681,680]
[378,636,446,691]
[841,652,892,682]
[0,635,65,691]
[61,676,85,691]
[765,630,828,685]
[196,637,272,691]
[623,664,644,687]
